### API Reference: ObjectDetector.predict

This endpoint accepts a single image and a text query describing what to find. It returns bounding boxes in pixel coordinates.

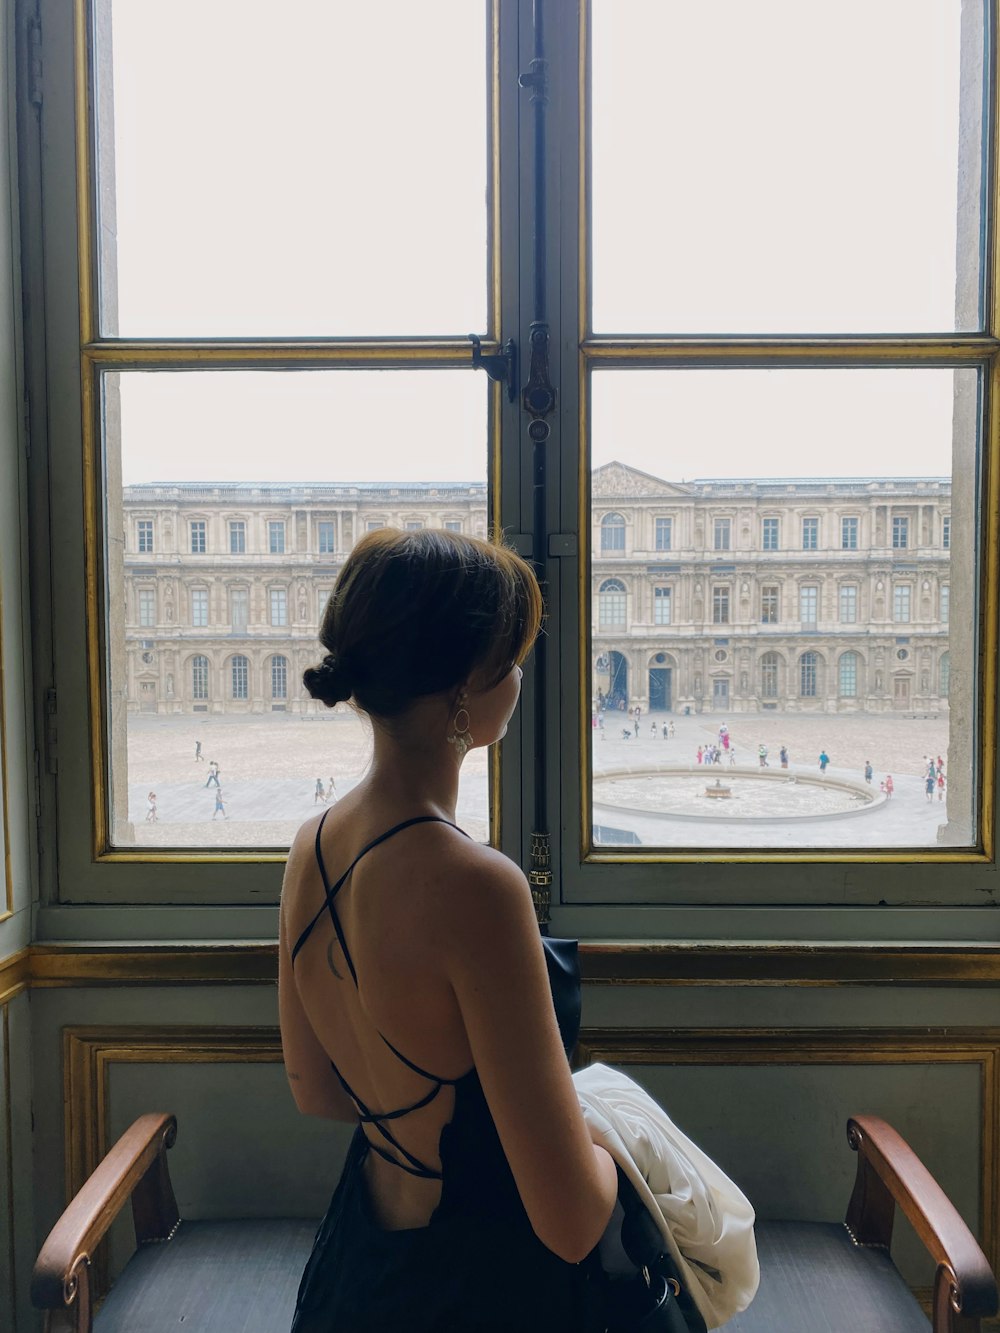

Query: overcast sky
[106,1,973,488]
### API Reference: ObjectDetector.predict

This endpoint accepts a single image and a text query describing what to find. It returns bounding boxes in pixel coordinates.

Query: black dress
[288,814,602,1333]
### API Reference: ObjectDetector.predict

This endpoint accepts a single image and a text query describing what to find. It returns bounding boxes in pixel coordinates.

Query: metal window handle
[469,334,517,402]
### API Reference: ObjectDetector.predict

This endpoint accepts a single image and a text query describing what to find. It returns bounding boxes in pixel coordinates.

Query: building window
[712,585,730,624]
[191,588,209,628]
[839,651,859,698]
[405,521,424,530]
[654,586,672,625]
[231,655,249,700]
[941,584,949,624]
[444,521,463,533]
[760,586,779,624]
[190,520,206,553]
[601,512,626,552]
[654,517,672,551]
[191,655,209,701]
[893,585,911,623]
[317,521,335,553]
[138,588,156,627]
[230,587,249,632]
[271,654,288,700]
[841,516,858,550]
[268,520,286,554]
[800,651,818,697]
[892,515,909,549]
[713,518,731,551]
[270,587,288,627]
[940,651,950,697]
[839,585,857,624]
[799,585,818,625]
[598,578,626,629]
[801,517,819,550]
[229,521,246,554]
[366,520,386,531]
[137,519,153,553]
[761,517,779,551]
[760,652,779,699]
[943,515,951,549]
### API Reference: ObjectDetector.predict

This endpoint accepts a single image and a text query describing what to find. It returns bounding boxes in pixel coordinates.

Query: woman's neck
[366,726,462,823]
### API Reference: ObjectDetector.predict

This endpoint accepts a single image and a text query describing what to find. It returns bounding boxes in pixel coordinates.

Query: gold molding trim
[12,940,1000,989]
[2,1004,15,1329]
[582,336,1000,364]
[575,1025,1000,1279]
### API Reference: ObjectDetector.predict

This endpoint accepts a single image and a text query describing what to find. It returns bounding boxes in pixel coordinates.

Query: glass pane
[105,370,488,848]
[589,367,976,851]
[93,1,488,336]
[591,0,984,334]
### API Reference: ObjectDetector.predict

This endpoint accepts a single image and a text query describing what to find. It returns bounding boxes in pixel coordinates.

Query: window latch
[469,334,518,402]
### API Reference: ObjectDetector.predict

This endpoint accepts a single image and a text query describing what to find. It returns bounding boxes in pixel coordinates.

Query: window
[892,516,909,549]
[317,521,335,553]
[713,518,731,551]
[761,517,779,551]
[799,585,818,625]
[271,655,288,700]
[940,651,951,697]
[229,521,246,554]
[598,578,626,629]
[269,587,288,626]
[839,585,857,624]
[839,651,859,698]
[601,512,626,552]
[138,588,156,627]
[230,588,249,633]
[654,517,672,551]
[136,519,153,553]
[405,521,424,530]
[366,521,386,531]
[941,584,950,624]
[841,516,858,550]
[893,585,911,623]
[444,521,463,533]
[712,585,730,624]
[760,652,779,699]
[653,586,672,625]
[943,515,951,549]
[191,588,208,628]
[268,520,286,554]
[760,585,779,624]
[801,517,819,550]
[190,520,206,553]
[191,655,209,701]
[231,655,249,701]
[800,651,818,698]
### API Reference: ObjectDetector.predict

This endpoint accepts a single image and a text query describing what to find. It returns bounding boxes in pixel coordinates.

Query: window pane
[93,0,489,336]
[590,367,975,850]
[591,0,984,333]
[105,369,488,848]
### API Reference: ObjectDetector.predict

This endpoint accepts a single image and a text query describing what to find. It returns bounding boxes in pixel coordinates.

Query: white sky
[106,1,975,488]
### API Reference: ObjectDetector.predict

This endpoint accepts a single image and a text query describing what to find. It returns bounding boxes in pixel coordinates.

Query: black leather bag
[599,1166,708,1333]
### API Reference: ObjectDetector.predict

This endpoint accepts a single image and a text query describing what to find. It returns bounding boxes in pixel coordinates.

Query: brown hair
[303,528,542,716]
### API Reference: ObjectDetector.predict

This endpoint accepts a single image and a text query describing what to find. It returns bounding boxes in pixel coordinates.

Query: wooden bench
[33,1111,999,1332]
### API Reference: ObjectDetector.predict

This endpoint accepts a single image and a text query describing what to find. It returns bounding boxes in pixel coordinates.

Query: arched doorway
[607,650,628,708]
[648,652,672,711]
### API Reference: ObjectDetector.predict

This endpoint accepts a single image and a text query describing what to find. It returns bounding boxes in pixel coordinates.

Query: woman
[279,529,617,1332]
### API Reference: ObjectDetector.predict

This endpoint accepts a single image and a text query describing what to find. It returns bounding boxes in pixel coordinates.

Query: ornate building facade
[592,462,951,716]
[122,467,951,716]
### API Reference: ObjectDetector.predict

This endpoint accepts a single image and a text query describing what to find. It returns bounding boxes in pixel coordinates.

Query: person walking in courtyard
[650,722,656,737]
[885,774,894,799]
[696,745,703,765]
[936,754,945,776]
[314,777,327,804]
[205,760,220,788]
[328,777,337,803]
[779,745,788,769]
[818,749,830,774]
[864,760,873,785]
[938,771,946,802]
[758,743,768,768]
[145,791,157,823]
[925,770,936,802]
[194,740,203,762]
[729,744,736,766]
[212,788,228,819]
[662,722,668,739]
[668,720,675,738]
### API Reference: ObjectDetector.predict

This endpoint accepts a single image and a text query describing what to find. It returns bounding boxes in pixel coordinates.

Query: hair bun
[303,653,351,707]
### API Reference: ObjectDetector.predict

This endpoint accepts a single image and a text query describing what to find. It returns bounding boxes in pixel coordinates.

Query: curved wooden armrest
[846,1114,998,1326]
[32,1112,179,1319]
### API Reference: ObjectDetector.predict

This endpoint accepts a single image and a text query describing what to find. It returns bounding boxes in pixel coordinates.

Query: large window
[893,585,912,623]
[137,588,156,627]
[271,654,288,700]
[34,0,998,913]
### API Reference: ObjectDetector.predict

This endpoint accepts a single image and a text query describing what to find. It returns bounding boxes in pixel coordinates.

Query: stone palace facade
[121,467,951,715]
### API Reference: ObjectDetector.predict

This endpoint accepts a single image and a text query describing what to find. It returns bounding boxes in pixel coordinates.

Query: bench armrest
[32,1112,179,1332]
[846,1113,998,1331]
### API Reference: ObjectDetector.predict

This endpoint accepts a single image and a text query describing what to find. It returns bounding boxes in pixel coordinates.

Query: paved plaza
[124,707,955,851]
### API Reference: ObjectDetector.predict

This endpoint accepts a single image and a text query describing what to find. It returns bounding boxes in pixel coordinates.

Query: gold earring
[446,690,474,759]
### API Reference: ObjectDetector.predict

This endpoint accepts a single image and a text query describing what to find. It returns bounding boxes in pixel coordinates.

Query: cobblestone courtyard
[123,707,955,850]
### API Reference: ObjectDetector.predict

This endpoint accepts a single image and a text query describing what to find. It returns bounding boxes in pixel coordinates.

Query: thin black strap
[328,1057,444,1180]
[379,1031,465,1085]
